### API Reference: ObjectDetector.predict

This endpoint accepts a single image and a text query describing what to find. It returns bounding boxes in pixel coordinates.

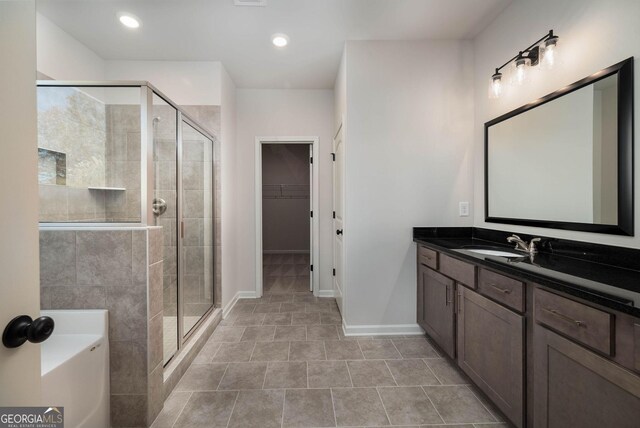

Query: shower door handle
[152,198,167,216]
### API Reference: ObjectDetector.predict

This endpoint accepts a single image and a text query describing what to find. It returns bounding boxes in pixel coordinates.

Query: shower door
[179,119,214,338]
[152,95,179,364]
[153,97,215,365]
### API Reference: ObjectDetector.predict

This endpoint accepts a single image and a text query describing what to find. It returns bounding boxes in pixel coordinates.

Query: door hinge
[332,268,336,276]
[310,211,313,218]
[332,211,336,219]
[310,265,313,272]
[331,153,336,161]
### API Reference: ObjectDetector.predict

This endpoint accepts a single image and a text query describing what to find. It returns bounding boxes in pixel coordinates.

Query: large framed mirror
[485,57,634,235]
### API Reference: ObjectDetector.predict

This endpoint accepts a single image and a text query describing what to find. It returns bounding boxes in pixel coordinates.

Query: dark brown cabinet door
[418,264,455,358]
[534,324,640,428]
[457,286,525,428]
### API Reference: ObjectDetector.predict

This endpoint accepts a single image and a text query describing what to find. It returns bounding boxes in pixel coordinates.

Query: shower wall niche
[37,82,219,427]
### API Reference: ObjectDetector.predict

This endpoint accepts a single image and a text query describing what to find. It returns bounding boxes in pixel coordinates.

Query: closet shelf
[263,184,309,199]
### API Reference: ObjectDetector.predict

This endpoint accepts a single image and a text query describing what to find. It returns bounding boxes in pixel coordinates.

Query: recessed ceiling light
[119,13,141,29]
[272,34,289,48]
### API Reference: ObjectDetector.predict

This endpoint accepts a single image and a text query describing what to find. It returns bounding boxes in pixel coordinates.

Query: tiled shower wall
[37,87,108,222]
[104,105,142,222]
[37,86,142,223]
[40,227,164,427]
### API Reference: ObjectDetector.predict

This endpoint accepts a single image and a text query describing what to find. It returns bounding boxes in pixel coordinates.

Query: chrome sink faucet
[507,234,541,255]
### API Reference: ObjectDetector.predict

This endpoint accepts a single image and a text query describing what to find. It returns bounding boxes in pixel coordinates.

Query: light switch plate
[459,201,470,217]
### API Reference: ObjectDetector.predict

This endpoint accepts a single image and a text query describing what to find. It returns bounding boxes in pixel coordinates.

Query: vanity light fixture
[488,30,559,99]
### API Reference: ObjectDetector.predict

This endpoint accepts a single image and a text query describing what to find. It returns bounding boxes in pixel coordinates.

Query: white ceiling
[36,0,512,89]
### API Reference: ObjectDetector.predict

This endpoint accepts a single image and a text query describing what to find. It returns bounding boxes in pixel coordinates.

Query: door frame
[255,136,320,298]
[332,121,345,317]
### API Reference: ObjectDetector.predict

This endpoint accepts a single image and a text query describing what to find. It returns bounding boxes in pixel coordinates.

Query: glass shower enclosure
[37,81,217,365]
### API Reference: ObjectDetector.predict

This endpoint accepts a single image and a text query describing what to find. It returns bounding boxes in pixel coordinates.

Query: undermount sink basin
[467,249,526,258]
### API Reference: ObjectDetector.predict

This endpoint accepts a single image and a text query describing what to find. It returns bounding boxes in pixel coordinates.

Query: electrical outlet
[459,202,470,217]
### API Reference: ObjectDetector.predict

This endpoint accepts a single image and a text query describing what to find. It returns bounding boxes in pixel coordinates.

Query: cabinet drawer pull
[446,284,452,306]
[489,283,512,294]
[541,307,585,328]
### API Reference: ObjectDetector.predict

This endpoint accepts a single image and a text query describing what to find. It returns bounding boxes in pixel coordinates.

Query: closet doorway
[255,137,319,297]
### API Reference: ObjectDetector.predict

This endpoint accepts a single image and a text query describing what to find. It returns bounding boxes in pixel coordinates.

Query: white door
[0,0,42,406]
[332,125,345,313]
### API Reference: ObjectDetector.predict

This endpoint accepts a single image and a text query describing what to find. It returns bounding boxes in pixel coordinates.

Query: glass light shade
[488,74,503,99]
[540,37,560,70]
[510,56,531,86]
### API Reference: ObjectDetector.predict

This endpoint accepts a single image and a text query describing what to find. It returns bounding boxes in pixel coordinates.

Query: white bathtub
[41,310,109,428]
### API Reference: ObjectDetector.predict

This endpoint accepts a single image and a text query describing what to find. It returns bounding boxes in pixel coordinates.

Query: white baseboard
[223,290,258,319]
[263,250,310,254]
[342,322,425,337]
[315,289,336,298]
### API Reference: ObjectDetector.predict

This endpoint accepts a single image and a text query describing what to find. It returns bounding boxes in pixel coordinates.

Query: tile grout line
[422,385,447,425]
[328,387,338,427]
[280,388,287,428]
[169,391,193,428]
[260,361,269,390]
[383,360,399,387]
[343,354,355,388]
[464,384,501,423]
[215,363,230,391]
[225,391,240,428]
[375,386,393,426]
[389,338,405,359]
[422,358,445,385]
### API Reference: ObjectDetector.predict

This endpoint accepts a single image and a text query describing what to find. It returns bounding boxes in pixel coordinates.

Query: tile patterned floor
[263,253,311,295]
[151,253,512,428]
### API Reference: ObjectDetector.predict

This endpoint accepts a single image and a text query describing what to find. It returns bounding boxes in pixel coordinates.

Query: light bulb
[540,35,560,70]
[510,54,531,86]
[271,34,289,48]
[488,70,503,99]
[119,13,141,29]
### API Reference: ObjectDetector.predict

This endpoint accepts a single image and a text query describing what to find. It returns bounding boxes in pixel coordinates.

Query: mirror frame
[484,57,634,236]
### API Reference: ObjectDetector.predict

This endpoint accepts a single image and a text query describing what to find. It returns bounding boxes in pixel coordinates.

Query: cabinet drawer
[418,245,438,269]
[534,288,613,355]
[478,269,525,312]
[439,254,476,288]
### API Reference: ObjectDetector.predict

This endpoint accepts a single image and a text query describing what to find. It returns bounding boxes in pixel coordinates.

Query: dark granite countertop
[413,227,640,318]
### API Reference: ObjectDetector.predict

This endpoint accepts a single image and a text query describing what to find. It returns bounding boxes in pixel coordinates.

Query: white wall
[343,40,475,329]
[473,0,640,247]
[235,89,335,293]
[36,12,105,80]
[220,65,238,308]
[105,61,222,106]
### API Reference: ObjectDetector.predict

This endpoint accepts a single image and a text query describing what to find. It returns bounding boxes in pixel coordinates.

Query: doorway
[255,137,319,298]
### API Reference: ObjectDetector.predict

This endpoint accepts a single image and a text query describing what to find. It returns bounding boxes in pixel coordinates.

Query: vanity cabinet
[417,262,456,358]
[415,243,640,428]
[458,286,525,428]
[533,324,640,428]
